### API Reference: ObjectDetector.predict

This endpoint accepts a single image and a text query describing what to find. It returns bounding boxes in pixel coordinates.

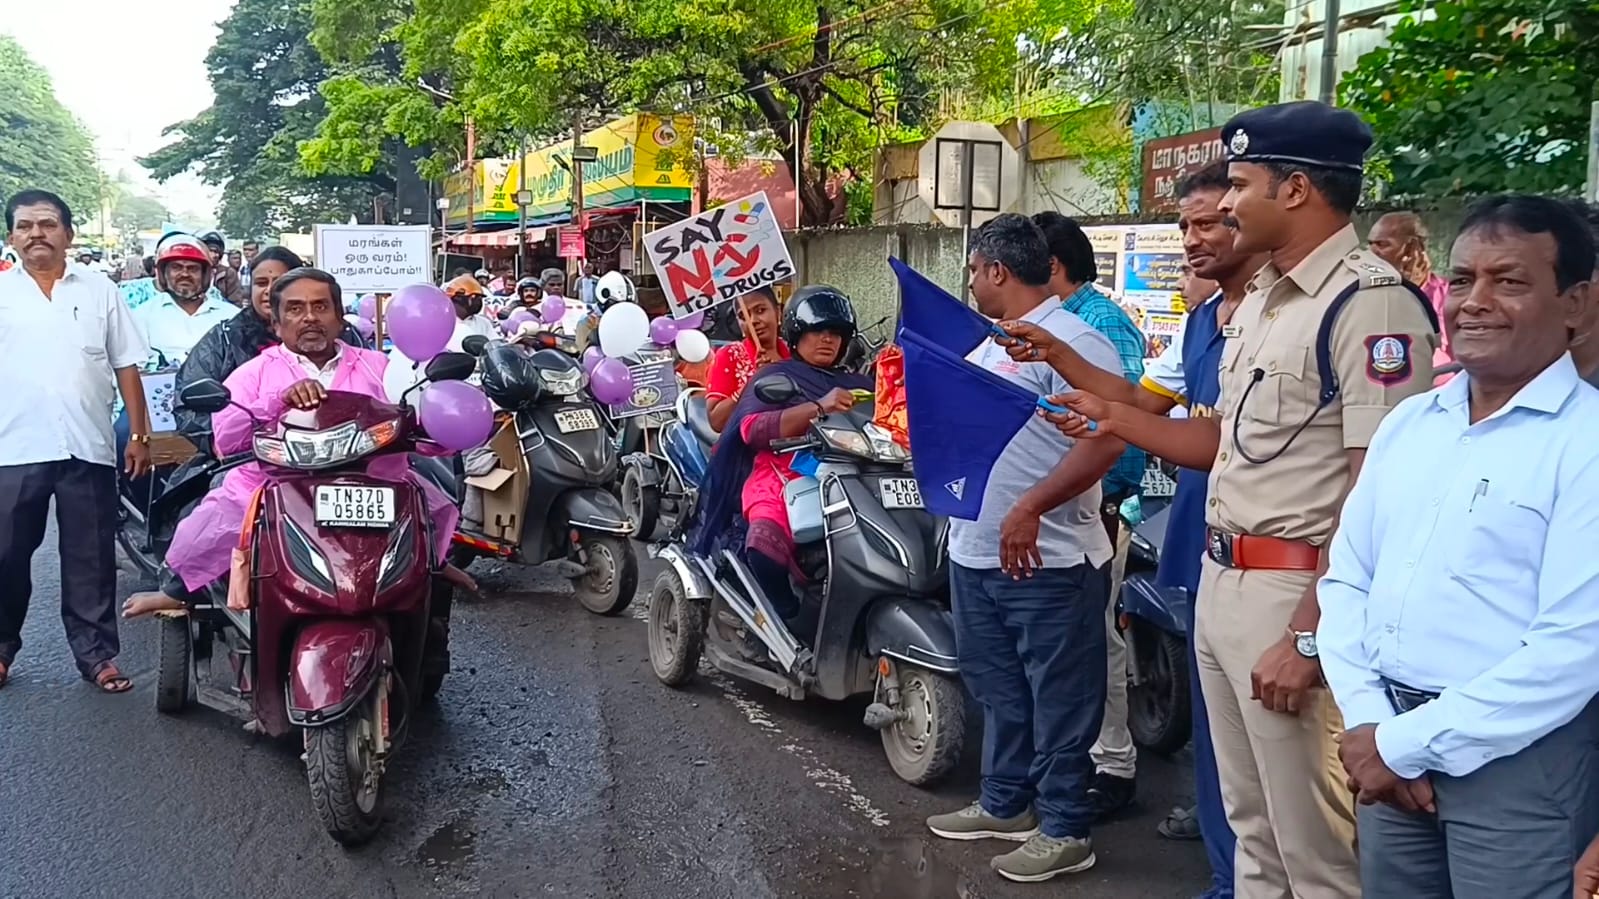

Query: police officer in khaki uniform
[1019,101,1438,899]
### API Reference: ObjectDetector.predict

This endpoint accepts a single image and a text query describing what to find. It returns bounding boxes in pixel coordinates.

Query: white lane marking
[630,586,892,827]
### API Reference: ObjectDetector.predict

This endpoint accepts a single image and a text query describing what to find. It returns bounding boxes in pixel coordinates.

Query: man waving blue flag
[910,214,1130,885]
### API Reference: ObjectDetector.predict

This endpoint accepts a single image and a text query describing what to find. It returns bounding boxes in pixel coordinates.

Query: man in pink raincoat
[123,268,462,616]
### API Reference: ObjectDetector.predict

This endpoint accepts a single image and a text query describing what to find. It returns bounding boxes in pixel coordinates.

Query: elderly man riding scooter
[123,268,472,619]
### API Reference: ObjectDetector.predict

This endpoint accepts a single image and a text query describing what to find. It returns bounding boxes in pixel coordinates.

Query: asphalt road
[0,517,1210,899]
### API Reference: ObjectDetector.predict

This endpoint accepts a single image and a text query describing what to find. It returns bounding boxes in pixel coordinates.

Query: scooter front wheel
[647,569,706,685]
[305,693,386,846]
[154,613,192,714]
[880,665,966,787]
[572,534,639,616]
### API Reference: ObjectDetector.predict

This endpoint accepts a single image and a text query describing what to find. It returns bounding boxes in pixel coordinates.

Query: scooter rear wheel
[880,666,966,787]
[647,570,706,686]
[1127,625,1192,756]
[305,697,386,846]
[621,466,660,541]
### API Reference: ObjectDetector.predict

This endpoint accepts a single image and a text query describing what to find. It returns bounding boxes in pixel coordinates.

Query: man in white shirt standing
[133,233,239,367]
[0,189,152,694]
[1318,194,1599,899]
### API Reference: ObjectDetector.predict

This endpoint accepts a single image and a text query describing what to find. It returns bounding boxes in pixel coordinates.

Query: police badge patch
[1364,334,1413,385]
[1229,129,1250,156]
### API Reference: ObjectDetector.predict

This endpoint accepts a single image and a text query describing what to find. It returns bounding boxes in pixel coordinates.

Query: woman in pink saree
[124,269,463,616]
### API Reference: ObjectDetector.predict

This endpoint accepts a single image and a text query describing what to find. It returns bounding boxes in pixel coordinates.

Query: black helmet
[196,229,226,252]
[780,285,857,349]
[516,276,541,294]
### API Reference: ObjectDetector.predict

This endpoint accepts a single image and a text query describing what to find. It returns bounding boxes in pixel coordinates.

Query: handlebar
[769,436,816,453]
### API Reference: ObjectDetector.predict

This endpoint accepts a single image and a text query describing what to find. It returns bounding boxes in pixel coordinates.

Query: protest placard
[644,191,796,319]
[608,350,681,419]
[314,225,432,292]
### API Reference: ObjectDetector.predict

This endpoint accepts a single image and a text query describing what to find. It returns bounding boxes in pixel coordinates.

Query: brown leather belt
[1205,528,1320,571]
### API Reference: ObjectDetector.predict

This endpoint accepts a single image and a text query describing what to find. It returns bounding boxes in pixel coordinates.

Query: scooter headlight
[818,423,909,462]
[539,367,585,397]
[254,419,400,470]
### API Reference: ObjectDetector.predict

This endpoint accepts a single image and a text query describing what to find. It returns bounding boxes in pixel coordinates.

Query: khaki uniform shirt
[1206,224,1437,545]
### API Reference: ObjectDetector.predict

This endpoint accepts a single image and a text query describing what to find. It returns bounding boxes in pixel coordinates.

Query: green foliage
[304,0,1014,225]
[1341,0,1599,197]
[0,36,102,223]
[141,0,398,237]
[111,192,170,232]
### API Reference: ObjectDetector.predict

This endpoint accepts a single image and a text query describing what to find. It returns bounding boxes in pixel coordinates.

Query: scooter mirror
[425,351,478,383]
[752,374,800,405]
[179,378,232,414]
[461,335,491,357]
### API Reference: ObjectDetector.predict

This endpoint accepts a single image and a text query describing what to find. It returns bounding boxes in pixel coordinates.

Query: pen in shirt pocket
[1470,479,1489,512]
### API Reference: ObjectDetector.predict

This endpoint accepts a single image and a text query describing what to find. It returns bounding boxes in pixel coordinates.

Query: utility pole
[1586,101,1599,204]
[516,135,529,279]
[571,112,585,283]
[1319,0,1341,104]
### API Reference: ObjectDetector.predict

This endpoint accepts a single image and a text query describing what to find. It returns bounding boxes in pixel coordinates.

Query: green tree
[303,0,1017,226]
[1341,0,1599,197]
[0,35,102,220]
[111,192,170,232]
[141,0,398,237]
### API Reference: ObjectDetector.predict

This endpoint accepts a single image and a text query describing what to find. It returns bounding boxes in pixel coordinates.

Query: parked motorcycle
[451,334,639,615]
[647,373,966,786]
[162,351,476,845]
[1117,492,1193,756]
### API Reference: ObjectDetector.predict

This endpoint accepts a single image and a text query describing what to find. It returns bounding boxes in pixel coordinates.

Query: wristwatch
[1289,628,1318,658]
[128,433,151,445]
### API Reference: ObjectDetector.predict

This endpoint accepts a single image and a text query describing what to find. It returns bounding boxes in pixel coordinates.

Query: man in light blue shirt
[925,214,1126,885]
[1318,195,1599,899]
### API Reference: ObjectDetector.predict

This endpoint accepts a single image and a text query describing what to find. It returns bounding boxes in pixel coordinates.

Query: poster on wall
[1121,226,1185,308]
[1084,227,1124,294]
[644,190,796,319]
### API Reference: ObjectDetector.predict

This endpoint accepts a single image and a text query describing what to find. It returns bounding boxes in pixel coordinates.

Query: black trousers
[0,459,120,676]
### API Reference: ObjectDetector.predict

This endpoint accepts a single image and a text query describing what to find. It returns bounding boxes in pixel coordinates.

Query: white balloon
[673,328,711,363]
[598,301,650,358]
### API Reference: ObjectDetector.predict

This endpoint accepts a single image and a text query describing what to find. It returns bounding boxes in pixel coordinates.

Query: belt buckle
[1206,529,1236,567]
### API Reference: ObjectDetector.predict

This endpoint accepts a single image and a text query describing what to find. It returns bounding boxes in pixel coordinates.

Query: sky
[2,0,237,225]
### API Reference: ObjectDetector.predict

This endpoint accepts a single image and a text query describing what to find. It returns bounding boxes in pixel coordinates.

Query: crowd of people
[2,95,1598,898]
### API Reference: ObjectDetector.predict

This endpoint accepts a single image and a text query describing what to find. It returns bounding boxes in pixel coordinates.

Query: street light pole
[1319,0,1341,104]
[571,112,585,283]
[435,196,451,284]
[516,135,530,279]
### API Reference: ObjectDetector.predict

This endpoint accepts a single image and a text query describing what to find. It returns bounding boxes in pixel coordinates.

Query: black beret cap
[1221,101,1373,173]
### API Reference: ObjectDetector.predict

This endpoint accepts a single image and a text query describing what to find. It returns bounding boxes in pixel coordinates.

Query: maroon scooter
[158,352,476,846]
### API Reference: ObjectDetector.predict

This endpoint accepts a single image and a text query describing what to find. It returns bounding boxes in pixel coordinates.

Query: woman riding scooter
[688,286,872,633]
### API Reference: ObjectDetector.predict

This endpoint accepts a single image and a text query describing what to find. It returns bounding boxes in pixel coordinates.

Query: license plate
[314,485,396,527]
[554,408,600,433]
[879,477,924,510]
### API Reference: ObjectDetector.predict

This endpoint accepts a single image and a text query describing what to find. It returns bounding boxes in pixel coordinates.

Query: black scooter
[451,334,639,616]
[1118,490,1193,756]
[646,373,966,786]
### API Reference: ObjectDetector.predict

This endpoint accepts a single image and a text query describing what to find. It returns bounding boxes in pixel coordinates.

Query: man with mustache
[0,189,152,694]
[1318,195,1599,899]
[132,233,239,367]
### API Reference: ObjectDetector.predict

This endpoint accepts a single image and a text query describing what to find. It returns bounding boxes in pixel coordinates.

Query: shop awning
[448,226,549,249]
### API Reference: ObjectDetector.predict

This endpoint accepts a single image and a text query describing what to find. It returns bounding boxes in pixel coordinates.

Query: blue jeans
[951,561,1108,839]
[1187,587,1236,898]
[114,408,130,464]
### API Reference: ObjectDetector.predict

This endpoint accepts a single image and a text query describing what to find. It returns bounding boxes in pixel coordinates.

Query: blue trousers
[1186,587,1236,898]
[951,561,1107,839]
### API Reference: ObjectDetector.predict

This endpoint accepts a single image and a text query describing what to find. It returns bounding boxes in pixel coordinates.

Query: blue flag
[890,256,996,357]
[899,329,1039,521]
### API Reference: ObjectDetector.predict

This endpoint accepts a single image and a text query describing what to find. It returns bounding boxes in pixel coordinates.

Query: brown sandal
[88,663,132,694]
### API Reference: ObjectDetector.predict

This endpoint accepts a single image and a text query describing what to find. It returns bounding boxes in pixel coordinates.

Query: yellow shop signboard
[447,114,695,226]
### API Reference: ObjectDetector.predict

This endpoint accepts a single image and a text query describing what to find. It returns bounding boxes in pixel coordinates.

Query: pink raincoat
[166,343,459,592]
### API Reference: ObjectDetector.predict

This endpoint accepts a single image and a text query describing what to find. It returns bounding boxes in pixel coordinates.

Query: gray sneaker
[926,801,1040,842]
[991,834,1096,883]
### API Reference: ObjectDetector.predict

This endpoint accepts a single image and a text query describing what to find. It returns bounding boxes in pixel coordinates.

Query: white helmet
[594,271,636,309]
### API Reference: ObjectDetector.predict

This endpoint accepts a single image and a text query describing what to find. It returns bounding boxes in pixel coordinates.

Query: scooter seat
[683,393,719,448]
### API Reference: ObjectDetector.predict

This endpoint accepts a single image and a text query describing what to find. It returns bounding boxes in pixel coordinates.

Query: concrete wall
[785,197,1478,323]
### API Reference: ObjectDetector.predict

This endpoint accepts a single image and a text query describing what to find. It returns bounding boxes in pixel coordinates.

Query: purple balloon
[353,316,375,339]
[648,315,680,345]
[418,380,494,451]
[539,295,567,325]
[589,357,634,405]
[387,284,455,361]
[358,295,378,320]
[582,346,604,374]
[678,310,706,329]
[503,308,535,335]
